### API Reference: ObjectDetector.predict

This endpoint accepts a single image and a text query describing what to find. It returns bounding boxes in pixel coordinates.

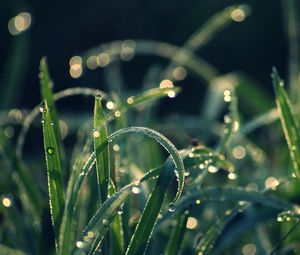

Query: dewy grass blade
[74,183,134,255]
[39,58,65,164]
[272,68,300,177]
[110,127,185,204]
[94,94,110,203]
[125,158,175,255]
[125,87,181,108]
[41,100,65,248]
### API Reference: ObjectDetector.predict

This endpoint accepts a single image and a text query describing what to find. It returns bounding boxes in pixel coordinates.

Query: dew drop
[47,147,55,155]
[277,216,283,222]
[132,185,141,194]
[50,121,55,126]
[168,203,176,212]
[102,219,109,226]
[41,119,45,124]
[39,103,46,113]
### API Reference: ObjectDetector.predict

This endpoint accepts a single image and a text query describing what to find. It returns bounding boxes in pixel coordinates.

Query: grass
[1,3,300,255]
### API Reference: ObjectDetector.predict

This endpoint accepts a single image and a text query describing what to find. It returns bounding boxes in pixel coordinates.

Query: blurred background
[0,0,289,111]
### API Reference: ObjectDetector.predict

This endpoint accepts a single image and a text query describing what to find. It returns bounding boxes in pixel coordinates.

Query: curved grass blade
[272,68,300,177]
[40,57,65,164]
[164,211,189,255]
[17,87,106,159]
[73,159,173,255]
[125,158,175,255]
[162,5,251,80]
[156,186,297,229]
[82,39,219,82]
[94,95,110,203]
[42,100,65,248]
[109,127,185,204]
[74,183,135,255]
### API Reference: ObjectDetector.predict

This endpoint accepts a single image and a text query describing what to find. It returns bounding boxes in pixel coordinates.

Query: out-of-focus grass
[1,3,300,255]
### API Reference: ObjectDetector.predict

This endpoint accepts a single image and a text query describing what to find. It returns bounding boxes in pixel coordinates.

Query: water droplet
[95,92,101,100]
[132,185,141,194]
[76,241,84,248]
[102,219,109,226]
[195,199,201,205]
[47,147,55,155]
[277,216,283,222]
[168,203,176,212]
[50,121,55,126]
[41,119,45,124]
[39,103,46,113]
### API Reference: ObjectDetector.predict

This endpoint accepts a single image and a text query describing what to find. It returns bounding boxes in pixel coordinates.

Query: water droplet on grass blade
[168,203,176,212]
[47,147,55,155]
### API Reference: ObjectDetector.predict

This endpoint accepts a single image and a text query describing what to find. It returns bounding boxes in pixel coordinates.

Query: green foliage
[1,4,300,255]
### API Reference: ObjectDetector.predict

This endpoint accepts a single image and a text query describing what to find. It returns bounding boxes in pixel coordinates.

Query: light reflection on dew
[172,66,187,81]
[106,101,115,110]
[264,176,279,190]
[2,197,12,208]
[186,217,198,229]
[232,146,246,159]
[97,53,110,67]
[8,12,32,35]
[159,79,174,89]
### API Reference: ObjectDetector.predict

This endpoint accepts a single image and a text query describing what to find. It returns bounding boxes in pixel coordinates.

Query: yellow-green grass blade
[94,95,110,203]
[39,57,65,165]
[125,158,175,255]
[125,87,181,108]
[42,100,65,248]
[272,68,300,177]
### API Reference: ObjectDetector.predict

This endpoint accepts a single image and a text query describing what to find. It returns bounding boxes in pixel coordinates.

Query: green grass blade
[164,211,189,255]
[157,186,297,229]
[74,183,134,254]
[125,158,175,255]
[106,127,185,204]
[125,87,181,108]
[109,181,125,255]
[41,100,65,248]
[94,95,110,203]
[272,68,300,177]
[39,57,65,164]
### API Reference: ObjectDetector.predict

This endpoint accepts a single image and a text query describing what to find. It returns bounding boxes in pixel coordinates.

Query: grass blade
[109,181,125,255]
[272,68,300,177]
[94,94,110,203]
[41,100,65,248]
[125,158,175,255]
[74,183,134,254]
[164,211,189,255]
[125,87,181,108]
[39,57,65,164]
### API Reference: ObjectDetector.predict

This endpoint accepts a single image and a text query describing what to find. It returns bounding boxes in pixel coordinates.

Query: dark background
[0,0,287,111]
